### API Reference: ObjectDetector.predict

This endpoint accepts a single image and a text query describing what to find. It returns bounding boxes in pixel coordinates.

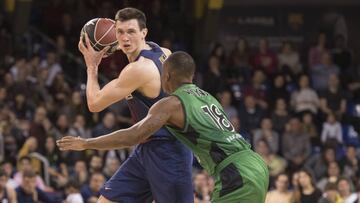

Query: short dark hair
[115,7,146,29]
[324,182,337,191]
[165,51,196,79]
[23,169,36,178]
[65,180,81,190]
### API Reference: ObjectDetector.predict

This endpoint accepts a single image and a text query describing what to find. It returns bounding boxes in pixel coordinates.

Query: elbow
[88,103,103,113]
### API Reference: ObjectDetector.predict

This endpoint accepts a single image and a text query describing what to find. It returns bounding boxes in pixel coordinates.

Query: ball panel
[81,18,119,56]
[94,18,117,46]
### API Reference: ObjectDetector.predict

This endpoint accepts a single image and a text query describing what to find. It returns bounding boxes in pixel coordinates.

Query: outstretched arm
[57,96,182,151]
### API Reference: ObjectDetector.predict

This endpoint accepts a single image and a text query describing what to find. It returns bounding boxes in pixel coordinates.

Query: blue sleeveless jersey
[126,42,173,140]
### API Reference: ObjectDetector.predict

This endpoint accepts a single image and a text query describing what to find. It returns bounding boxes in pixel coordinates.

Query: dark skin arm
[56,96,184,151]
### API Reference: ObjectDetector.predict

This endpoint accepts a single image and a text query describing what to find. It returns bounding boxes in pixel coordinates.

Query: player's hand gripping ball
[81,18,119,57]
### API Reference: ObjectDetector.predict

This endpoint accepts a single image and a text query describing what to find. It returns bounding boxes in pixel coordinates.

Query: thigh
[100,152,153,203]
[141,140,194,203]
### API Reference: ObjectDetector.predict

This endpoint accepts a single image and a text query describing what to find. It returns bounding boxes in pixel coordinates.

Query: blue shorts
[100,139,194,203]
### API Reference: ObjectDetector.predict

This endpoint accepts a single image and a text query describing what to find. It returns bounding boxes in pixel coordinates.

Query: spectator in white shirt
[321,113,343,146]
[64,180,84,203]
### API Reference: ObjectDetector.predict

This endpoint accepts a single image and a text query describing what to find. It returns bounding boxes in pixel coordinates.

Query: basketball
[81,18,119,55]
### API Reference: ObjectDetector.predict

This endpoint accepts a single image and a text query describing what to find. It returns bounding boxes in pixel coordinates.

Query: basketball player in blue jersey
[77,7,193,203]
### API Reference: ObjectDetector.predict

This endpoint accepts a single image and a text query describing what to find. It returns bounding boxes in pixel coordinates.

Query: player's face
[115,19,147,54]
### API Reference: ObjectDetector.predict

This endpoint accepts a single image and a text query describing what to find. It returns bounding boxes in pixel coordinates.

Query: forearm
[84,127,140,150]
[86,67,101,111]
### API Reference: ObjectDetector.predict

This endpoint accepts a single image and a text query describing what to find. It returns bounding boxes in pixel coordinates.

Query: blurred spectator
[319,74,347,120]
[290,74,319,114]
[70,160,88,186]
[89,155,103,174]
[242,69,269,109]
[15,170,53,203]
[255,139,287,178]
[347,65,360,104]
[44,136,63,167]
[317,161,341,191]
[230,116,251,142]
[339,145,360,183]
[53,114,70,140]
[17,137,42,175]
[318,182,342,203]
[103,157,120,180]
[305,147,336,181]
[238,95,265,133]
[61,91,89,123]
[277,41,302,76]
[227,38,252,84]
[210,43,226,65]
[202,56,225,97]
[282,118,311,172]
[265,173,292,203]
[193,171,211,203]
[310,52,340,92]
[308,32,328,67]
[12,93,32,120]
[9,57,27,82]
[14,156,46,190]
[91,111,117,138]
[271,98,290,134]
[80,172,105,203]
[321,113,343,147]
[68,114,90,138]
[0,169,17,203]
[332,35,352,74]
[291,171,300,190]
[29,106,50,154]
[293,169,322,203]
[40,51,63,87]
[45,136,68,189]
[337,177,357,203]
[253,38,278,76]
[302,112,320,146]
[0,88,8,107]
[253,118,280,153]
[269,74,290,108]
[0,161,17,189]
[218,90,238,119]
[64,180,84,203]
[49,73,72,107]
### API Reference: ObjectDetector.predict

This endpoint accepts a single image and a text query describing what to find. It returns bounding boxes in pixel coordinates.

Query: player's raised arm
[86,61,153,112]
[56,96,181,151]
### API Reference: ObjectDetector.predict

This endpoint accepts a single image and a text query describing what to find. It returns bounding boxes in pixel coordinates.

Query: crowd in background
[1,0,360,203]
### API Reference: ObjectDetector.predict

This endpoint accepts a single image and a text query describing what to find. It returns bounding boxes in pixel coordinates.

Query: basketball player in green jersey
[57,51,269,203]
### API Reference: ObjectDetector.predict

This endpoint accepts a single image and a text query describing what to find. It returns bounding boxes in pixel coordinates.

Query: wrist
[83,138,90,149]
[87,66,98,74]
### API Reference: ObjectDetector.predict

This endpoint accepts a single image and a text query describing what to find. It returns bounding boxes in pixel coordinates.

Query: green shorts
[211,150,269,203]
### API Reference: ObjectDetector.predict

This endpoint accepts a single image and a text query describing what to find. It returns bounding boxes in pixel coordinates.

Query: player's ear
[142,28,148,39]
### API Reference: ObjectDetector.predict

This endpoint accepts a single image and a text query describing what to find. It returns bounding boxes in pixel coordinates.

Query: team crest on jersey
[159,54,167,64]
[125,94,133,100]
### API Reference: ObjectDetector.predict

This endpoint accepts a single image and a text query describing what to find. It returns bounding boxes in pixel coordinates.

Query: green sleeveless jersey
[166,84,251,175]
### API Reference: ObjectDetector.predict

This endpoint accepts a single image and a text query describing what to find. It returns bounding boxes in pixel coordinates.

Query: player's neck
[171,80,193,92]
[127,41,149,62]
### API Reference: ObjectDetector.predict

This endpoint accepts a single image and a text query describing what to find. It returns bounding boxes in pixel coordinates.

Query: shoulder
[160,47,172,57]
[152,96,181,112]
[120,60,157,79]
